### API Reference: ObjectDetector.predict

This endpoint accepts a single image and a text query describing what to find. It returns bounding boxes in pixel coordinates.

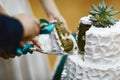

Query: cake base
[61,55,120,80]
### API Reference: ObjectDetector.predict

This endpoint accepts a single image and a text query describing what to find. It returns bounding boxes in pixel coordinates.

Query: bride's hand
[49,15,72,34]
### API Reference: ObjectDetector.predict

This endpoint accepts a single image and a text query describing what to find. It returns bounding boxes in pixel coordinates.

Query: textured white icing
[85,21,120,64]
[61,55,120,80]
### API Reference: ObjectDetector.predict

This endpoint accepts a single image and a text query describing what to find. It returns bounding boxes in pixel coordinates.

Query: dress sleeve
[0,14,23,53]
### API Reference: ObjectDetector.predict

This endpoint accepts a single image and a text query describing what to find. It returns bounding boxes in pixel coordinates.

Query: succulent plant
[89,0,120,28]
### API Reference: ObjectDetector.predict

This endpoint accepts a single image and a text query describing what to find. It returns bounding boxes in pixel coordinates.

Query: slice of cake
[55,22,74,52]
[38,20,78,55]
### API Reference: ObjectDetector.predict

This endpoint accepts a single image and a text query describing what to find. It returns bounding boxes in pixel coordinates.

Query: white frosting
[79,16,92,25]
[85,21,120,64]
[61,55,120,80]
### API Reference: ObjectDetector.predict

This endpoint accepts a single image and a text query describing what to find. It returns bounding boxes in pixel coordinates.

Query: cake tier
[61,55,120,80]
[85,21,120,64]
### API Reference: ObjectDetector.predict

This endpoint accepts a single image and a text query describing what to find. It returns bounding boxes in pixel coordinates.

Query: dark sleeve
[0,14,23,53]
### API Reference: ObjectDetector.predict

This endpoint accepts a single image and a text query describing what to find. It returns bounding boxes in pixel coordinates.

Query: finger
[61,20,72,34]
[34,17,40,25]
[65,27,72,34]
[31,39,41,48]
[1,52,9,59]
[32,45,42,52]
[35,47,42,52]
[53,17,72,34]
[0,49,10,59]
[8,53,16,58]
[31,39,42,52]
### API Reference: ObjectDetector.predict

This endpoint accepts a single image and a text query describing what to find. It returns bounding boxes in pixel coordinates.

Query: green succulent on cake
[89,0,120,28]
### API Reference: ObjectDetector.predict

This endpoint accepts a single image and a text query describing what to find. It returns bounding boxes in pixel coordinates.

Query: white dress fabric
[0,0,51,80]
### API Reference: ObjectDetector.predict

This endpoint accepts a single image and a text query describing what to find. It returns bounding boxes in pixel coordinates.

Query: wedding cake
[61,1,120,80]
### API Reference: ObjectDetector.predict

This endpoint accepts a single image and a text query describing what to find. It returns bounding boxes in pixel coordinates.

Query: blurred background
[29,0,120,71]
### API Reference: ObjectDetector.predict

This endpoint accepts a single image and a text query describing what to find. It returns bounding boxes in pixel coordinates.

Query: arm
[0,14,23,53]
[0,6,23,49]
[40,0,71,33]
[0,9,41,59]
[0,14,41,59]
[0,6,23,58]
[39,0,60,19]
